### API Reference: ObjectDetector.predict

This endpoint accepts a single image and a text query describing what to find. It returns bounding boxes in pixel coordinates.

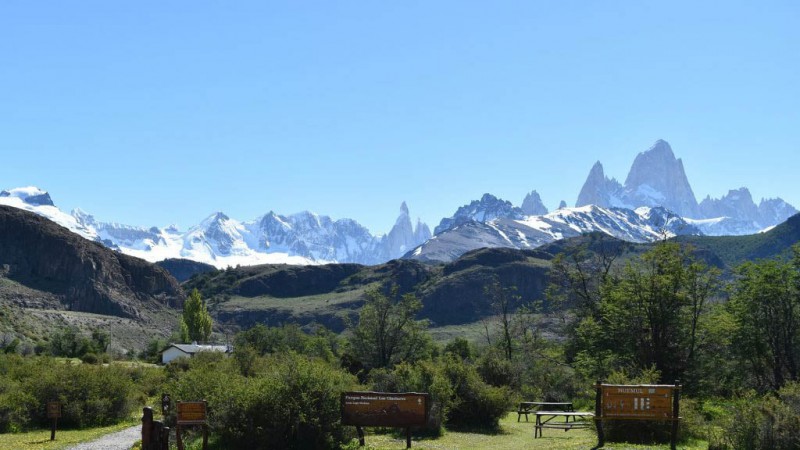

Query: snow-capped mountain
[408,204,702,263]
[575,140,797,235]
[0,187,430,268]
[434,194,524,235]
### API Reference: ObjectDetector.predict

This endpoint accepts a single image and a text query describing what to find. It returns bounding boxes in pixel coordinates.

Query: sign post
[176,401,208,450]
[47,401,61,441]
[341,392,429,448]
[161,393,171,418]
[594,381,681,450]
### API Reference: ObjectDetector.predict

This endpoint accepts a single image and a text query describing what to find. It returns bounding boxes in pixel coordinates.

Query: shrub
[709,383,800,450]
[167,351,357,449]
[0,354,139,431]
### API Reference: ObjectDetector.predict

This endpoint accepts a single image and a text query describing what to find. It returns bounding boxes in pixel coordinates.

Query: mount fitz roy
[0,187,430,268]
[2,139,797,266]
[406,139,797,262]
[575,139,796,235]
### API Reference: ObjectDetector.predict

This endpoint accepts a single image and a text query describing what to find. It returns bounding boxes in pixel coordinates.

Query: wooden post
[202,424,209,449]
[594,381,604,449]
[406,427,411,448]
[671,380,681,450]
[160,426,170,450]
[142,407,153,450]
[50,417,57,441]
[176,424,184,450]
[356,426,365,446]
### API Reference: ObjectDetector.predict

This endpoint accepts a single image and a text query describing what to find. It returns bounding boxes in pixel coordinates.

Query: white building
[161,343,231,364]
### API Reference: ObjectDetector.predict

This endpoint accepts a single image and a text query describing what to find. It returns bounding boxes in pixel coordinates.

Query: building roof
[167,343,230,354]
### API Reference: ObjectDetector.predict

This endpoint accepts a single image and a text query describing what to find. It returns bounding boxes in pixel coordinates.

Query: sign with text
[600,384,676,420]
[46,401,61,419]
[341,392,428,427]
[176,401,207,425]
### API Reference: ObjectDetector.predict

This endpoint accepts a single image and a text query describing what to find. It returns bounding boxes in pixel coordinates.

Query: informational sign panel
[600,384,676,420]
[46,401,61,419]
[341,392,428,427]
[176,401,207,425]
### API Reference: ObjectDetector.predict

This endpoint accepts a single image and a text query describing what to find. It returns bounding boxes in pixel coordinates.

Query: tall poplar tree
[180,288,213,343]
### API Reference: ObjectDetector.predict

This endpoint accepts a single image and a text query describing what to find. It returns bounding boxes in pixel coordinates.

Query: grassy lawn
[0,419,139,450]
[356,413,708,449]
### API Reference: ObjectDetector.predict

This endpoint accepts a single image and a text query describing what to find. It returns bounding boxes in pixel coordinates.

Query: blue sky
[1,1,798,234]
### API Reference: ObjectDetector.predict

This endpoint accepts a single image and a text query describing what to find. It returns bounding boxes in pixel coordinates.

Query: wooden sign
[594,382,681,450]
[341,392,428,427]
[600,384,675,420]
[47,401,62,419]
[47,401,61,441]
[176,401,207,425]
[176,401,208,450]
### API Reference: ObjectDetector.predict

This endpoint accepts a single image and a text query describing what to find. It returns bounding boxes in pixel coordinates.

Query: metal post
[595,380,604,448]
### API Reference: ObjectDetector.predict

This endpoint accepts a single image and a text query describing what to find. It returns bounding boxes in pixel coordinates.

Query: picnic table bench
[534,411,594,438]
[517,402,573,422]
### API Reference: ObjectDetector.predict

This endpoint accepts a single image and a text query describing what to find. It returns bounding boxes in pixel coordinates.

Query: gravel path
[65,425,140,450]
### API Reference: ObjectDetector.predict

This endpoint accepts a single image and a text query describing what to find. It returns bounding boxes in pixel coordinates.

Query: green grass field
[355,413,708,450]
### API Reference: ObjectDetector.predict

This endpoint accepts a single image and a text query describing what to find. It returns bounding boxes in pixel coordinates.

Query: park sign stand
[176,400,208,450]
[47,401,61,441]
[341,391,429,448]
[594,381,681,450]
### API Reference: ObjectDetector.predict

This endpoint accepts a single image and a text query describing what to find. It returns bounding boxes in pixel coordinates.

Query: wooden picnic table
[517,402,573,422]
[534,411,594,438]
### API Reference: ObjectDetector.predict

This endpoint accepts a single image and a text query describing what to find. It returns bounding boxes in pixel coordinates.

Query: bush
[369,355,511,432]
[0,354,141,431]
[166,351,357,449]
[709,383,800,450]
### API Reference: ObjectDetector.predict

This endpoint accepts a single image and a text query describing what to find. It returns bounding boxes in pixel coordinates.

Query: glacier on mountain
[0,188,430,268]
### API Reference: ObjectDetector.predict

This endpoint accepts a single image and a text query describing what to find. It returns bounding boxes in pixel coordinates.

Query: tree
[180,288,213,343]
[347,288,431,370]
[568,241,720,389]
[729,250,800,391]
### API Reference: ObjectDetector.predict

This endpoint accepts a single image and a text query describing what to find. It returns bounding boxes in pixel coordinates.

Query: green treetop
[180,288,213,343]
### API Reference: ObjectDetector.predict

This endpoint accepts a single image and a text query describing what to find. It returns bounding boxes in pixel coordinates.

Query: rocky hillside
[0,205,183,318]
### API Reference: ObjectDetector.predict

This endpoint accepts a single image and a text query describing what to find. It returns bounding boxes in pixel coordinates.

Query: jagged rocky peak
[434,193,524,235]
[575,161,623,208]
[381,201,428,260]
[699,188,760,223]
[623,140,699,217]
[414,218,432,243]
[558,200,567,209]
[0,186,55,206]
[521,190,548,216]
[758,197,798,227]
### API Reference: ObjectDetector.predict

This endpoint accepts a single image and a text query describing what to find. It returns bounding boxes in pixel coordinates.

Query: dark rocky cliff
[0,206,184,318]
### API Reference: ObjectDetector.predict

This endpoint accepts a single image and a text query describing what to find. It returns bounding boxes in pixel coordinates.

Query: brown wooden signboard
[47,401,62,419]
[342,392,428,427]
[601,384,675,420]
[595,382,681,450]
[176,401,208,450]
[176,401,207,425]
[47,401,61,441]
[341,392,429,448]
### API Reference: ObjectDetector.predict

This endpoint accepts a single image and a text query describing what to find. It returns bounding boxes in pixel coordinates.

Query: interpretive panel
[341,392,428,427]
